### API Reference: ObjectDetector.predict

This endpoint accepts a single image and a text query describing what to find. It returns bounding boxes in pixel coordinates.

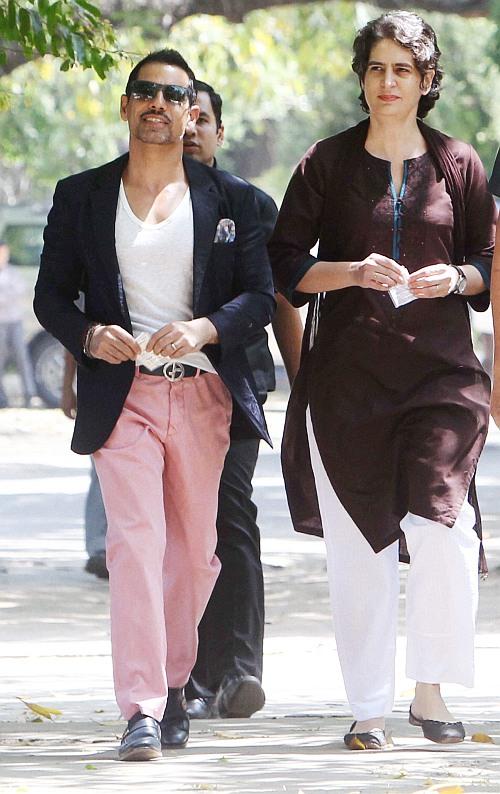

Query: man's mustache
[140,111,170,121]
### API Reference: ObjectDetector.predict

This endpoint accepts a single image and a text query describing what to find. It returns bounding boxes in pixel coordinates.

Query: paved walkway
[1,398,500,792]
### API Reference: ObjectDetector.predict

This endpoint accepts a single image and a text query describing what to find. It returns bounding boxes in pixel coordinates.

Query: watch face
[457,273,467,294]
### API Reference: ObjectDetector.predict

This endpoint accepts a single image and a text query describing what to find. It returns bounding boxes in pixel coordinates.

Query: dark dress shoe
[186,696,215,719]
[160,687,189,748]
[344,721,388,750]
[118,712,162,761]
[85,552,109,580]
[409,706,465,743]
[214,674,265,718]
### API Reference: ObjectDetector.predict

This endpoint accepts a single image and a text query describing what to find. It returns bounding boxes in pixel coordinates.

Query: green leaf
[34,29,48,55]
[74,0,101,19]
[70,32,85,62]
[7,0,17,34]
[60,58,71,71]
[19,8,32,39]
[64,34,75,59]
[46,1,61,36]
[0,50,7,66]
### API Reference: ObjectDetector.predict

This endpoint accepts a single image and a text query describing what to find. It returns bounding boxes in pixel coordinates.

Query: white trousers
[306,408,480,721]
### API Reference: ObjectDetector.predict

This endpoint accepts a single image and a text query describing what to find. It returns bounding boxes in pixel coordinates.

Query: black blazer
[34,154,276,454]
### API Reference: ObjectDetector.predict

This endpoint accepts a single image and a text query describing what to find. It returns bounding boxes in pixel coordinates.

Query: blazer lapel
[184,156,220,315]
[89,154,131,325]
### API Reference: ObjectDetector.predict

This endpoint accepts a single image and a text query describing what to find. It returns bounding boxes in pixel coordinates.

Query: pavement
[1,390,500,793]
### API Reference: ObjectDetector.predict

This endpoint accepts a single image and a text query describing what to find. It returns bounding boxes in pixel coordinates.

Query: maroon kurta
[269,121,497,556]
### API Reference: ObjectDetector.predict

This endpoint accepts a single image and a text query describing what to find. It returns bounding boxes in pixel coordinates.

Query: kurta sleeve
[463,144,498,312]
[268,142,326,307]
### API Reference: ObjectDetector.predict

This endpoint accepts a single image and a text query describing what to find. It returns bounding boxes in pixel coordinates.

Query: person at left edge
[33,49,275,761]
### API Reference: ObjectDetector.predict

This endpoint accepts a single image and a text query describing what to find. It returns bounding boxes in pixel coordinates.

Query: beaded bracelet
[83,323,100,358]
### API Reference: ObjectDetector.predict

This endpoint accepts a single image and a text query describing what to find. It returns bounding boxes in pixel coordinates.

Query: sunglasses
[128,80,193,105]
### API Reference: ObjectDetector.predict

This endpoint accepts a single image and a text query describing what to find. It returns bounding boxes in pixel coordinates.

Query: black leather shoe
[85,552,109,580]
[160,687,189,748]
[186,696,215,719]
[409,706,465,744]
[343,721,388,750]
[118,712,162,761]
[214,674,265,718]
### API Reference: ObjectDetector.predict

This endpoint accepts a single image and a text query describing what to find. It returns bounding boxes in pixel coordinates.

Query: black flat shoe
[409,706,465,744]
[118,712,162,761]
[160,687,190,748]
[214,674,265,718]
[186,696,215,719]
[344,721,388,750]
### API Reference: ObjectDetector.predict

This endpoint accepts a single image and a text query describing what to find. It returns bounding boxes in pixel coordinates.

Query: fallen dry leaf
[471,732,495,744]
[16,697,62,720]
[414,786,464,794]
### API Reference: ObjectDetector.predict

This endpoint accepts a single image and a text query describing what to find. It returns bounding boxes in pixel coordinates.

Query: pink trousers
[93,369,232,720]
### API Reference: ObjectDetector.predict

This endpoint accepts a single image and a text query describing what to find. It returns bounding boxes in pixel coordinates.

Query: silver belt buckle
[162,362,185,381]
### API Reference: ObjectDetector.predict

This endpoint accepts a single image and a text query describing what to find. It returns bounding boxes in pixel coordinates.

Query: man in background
[183,80,303,719]
[60,348,108,579]
[0,240,36,409]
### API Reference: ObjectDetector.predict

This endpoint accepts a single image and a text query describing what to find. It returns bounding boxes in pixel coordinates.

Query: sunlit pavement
[1,396,500,792]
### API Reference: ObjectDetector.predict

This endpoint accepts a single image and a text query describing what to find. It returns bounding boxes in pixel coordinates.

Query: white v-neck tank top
[115,182,215,373]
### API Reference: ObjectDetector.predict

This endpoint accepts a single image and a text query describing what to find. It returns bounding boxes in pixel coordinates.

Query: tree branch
[142,0,489,27]
[1,0,490,78]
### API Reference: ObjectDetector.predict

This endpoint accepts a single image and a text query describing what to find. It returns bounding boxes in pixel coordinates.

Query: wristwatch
[451,265,467,295]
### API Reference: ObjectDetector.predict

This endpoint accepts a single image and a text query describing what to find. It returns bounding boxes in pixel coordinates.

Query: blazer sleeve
[268,141,326,307]
[207,184,276,353]
[34,180,95,367]
[463,144,498,312]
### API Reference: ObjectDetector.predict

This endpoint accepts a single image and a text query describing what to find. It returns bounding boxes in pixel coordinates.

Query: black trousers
[185,437,263,699]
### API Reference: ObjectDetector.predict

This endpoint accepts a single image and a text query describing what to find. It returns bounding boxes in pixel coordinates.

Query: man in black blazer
[183,81,302,720]
[34,49,275,762]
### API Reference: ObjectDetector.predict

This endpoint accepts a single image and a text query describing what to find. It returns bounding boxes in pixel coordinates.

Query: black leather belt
[138,362,203,382]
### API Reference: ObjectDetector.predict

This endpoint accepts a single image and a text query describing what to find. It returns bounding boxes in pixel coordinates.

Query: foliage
[0,0,121,77]
[0,1,498,205]
[0,55,127,202]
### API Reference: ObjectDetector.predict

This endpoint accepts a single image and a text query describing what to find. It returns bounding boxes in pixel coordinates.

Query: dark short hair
[194,79,223,129]
[125,49,196,105]
[352,11,443,118]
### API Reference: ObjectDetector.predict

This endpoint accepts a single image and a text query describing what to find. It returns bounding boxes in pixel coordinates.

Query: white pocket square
[214,218,236,243]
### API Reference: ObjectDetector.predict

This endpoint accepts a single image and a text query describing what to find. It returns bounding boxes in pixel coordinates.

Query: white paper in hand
[135,332,170,371]
[388,274,417,308]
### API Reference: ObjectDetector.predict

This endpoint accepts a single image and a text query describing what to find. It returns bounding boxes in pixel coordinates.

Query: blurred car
[0,205,64,407]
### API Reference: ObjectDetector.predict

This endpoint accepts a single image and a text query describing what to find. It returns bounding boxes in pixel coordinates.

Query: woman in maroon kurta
[269,12,497,750]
